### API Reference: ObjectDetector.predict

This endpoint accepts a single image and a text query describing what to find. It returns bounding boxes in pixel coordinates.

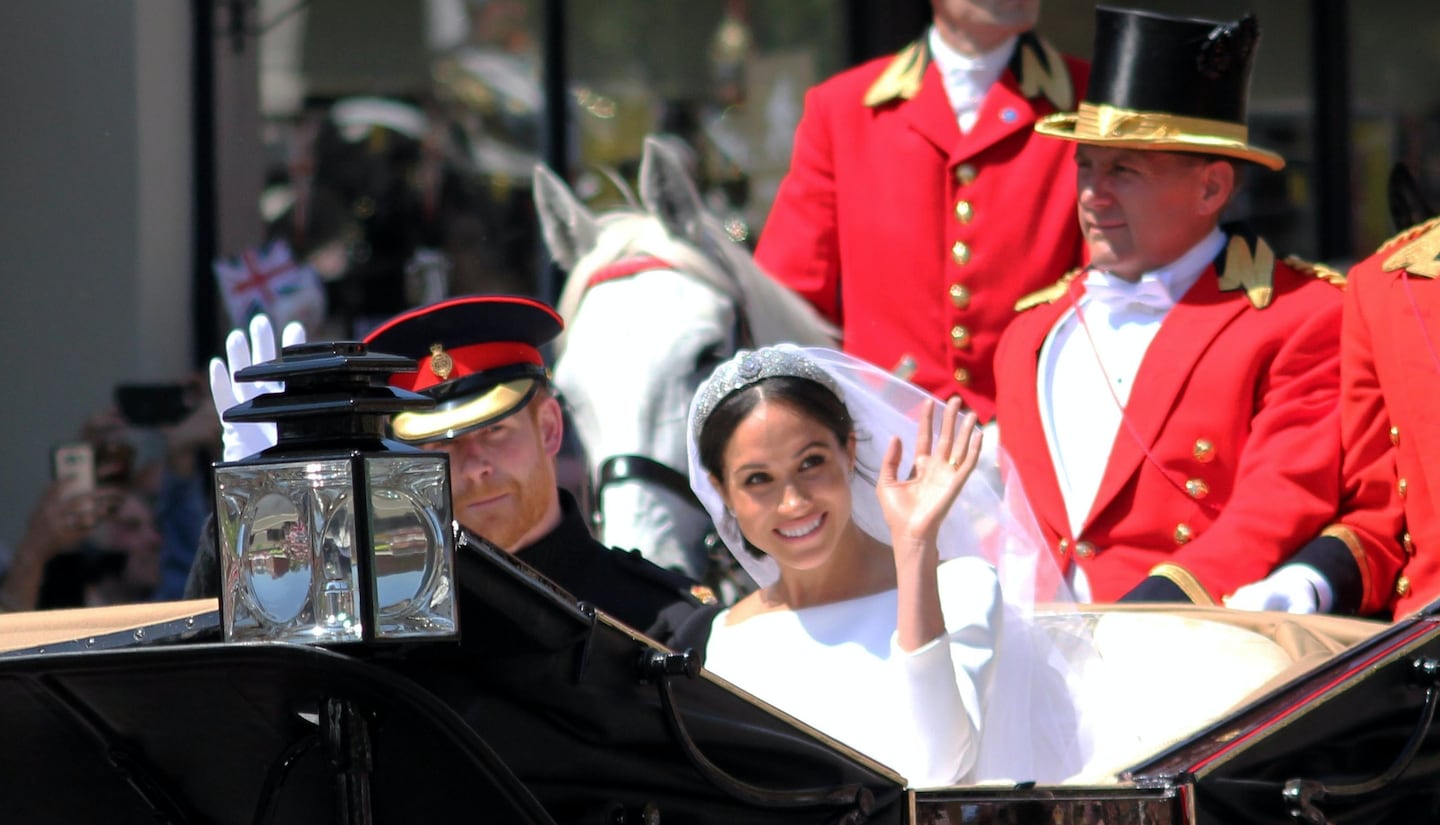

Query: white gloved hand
[1226,564,1334,614]
[208,314,307,462]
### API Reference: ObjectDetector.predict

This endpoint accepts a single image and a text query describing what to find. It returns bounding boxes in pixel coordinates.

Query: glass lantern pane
[215,458,364,643]
[365,454,456,639]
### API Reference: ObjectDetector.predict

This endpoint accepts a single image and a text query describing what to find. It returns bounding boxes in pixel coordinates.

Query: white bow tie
[1084,275,1175,313]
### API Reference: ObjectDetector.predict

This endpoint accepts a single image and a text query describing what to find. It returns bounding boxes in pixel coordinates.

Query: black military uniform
[508,490,705,641]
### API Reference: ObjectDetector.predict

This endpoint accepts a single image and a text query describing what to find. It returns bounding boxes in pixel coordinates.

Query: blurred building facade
[1,0,1437,542]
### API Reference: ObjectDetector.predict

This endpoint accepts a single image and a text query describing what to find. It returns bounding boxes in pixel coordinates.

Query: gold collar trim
[863,32,1071,110]
[863,39,928,107]
[1014,34,1073,111]
[1382,219,1440,279]
[1014,268,1082,312]
[1217,233,1275,310]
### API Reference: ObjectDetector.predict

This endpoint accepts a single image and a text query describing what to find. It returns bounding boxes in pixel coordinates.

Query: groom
[190,296,711,641]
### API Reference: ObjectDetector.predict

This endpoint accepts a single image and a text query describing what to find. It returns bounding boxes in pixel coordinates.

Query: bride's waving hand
[876,398,983,653]
[877,399,983,547]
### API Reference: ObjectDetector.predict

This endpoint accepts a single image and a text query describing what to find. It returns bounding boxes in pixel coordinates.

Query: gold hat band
[1076,102,1249,145]
[391,378,536,443]
[1035,101,1285,171]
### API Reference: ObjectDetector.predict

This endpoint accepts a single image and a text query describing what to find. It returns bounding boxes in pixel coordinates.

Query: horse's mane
[554,210,837,356]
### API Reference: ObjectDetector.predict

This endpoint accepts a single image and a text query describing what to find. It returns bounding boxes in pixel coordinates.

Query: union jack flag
[213,240,326,329]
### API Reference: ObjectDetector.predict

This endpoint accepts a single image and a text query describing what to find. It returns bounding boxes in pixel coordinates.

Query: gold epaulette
[1013,34,1074,111]
[1382,218,1440,278]
[1014,268,1082,312]
[863,39,928,107]
[1282,255,1346,288]
[1377,214,1440,257]
[1216,233,1275,309]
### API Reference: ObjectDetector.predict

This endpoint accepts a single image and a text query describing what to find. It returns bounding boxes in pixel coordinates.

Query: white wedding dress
[704,557,1000,787]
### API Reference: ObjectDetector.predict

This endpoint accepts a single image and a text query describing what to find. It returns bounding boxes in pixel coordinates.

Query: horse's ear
[533,163,599,271]
[1388,162,1437,233]
[639,135,707,246]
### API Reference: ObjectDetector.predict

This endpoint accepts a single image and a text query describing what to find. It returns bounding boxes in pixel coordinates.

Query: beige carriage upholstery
[1045,604,1386,784]
[0,599,217,654]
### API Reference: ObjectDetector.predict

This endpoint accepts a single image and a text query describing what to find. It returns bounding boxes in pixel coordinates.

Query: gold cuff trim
[1035,102,1285,171]
[1148,562,1217,606]
[1321,524,1370,613]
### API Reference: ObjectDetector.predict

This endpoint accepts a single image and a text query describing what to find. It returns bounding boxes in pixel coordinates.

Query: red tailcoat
[1332,219,1440,616]
[994,241,1345,603]
[755,33,1088,422]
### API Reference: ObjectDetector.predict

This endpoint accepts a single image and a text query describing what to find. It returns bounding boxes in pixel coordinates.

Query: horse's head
[538,137,834,590]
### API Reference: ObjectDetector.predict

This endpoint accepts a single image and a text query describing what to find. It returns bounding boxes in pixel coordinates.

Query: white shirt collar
[929,27,1015,128]
[1084,227,1227,308]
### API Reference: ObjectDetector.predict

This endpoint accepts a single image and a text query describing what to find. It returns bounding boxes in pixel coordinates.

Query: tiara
[690,346,843,440]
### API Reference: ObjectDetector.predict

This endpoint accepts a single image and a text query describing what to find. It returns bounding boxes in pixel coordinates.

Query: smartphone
[115,383,193,426]
[52,442,96,500]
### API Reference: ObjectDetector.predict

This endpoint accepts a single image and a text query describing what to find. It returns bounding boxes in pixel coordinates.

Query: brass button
[1074,541,1096,560]
[1399,478,1409,499]
[951,241,971,265]
[954,200,974,223]
[1397,575,1412,598]
[950,325,971,349]
[1193,438,1215,463]
[953,367,970,385]
[1174,523,1194,545]
[1391,426,1401,446]
[955,163,978,186]
[1404,532,1416,556]
[1058,538,1071,557]
[1185,478,1209,499]
[949,283,971,309]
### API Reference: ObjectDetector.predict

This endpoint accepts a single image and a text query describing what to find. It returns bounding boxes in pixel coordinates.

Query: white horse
[537,136,836,592]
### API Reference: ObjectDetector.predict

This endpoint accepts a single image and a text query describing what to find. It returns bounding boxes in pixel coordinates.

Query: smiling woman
[679,344,1095,787]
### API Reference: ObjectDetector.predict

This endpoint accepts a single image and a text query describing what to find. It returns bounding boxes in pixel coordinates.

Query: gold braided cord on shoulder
[1014,268,1082,312]
[1382,218,1440,278]
[863,39,928,107]
[1377,215,1440,257]
[1282,255,1347,289]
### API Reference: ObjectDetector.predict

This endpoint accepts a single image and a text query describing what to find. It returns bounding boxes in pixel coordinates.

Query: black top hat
[363,295,563,443]
[1035,7,1283,170]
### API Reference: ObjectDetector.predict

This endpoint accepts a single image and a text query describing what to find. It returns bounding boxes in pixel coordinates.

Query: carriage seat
[1046,604,1385,785]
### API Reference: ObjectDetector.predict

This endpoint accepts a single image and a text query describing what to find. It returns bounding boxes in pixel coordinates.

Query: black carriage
[1,522,1437,825]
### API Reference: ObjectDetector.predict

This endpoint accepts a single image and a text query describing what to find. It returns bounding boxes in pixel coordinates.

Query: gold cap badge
[429,343,454,380]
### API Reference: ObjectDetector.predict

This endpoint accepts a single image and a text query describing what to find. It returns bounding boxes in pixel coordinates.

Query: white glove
[1226,564,1334,614]
[209,314,307,462]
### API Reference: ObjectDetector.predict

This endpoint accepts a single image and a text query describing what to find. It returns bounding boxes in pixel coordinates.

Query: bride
[681,344,1090,787]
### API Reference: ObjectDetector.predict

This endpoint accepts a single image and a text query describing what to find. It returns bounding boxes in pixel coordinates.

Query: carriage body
[1,531,1437,825]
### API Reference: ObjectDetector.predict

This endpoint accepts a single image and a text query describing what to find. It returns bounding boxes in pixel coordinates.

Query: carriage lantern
[212,341,457,645]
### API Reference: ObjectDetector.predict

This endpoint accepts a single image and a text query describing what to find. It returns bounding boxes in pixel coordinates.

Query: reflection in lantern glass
[365,455,452,637]
[242,491,310,624]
